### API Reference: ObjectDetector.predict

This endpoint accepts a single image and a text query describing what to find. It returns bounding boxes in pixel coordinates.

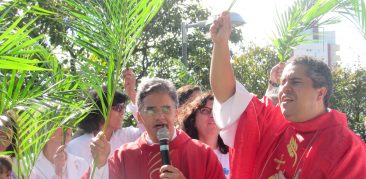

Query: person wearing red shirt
[209,11,366,179]
[83,78,225,179]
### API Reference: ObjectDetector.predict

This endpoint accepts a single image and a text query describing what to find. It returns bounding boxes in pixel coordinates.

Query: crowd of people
[1,11,366,179]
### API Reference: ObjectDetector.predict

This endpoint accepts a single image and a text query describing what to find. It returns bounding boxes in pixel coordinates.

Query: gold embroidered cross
[287,136,298,167]
[274,154,285,170]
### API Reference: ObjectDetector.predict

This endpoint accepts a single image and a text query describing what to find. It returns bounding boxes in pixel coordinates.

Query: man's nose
[280,81,291,93]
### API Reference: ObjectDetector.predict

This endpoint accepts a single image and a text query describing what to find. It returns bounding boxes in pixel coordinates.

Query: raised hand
[210,11,232,45]
[122,68,137,104]
[270,63,285,84]
[90,132,111,168]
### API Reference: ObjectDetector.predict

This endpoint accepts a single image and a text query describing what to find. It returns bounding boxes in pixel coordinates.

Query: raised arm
[210,11,236,103]
[265,63,285,105]
[122,68,137,104]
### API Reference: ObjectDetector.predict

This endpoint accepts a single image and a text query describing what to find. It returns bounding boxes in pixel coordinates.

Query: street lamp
[181,12,245,66]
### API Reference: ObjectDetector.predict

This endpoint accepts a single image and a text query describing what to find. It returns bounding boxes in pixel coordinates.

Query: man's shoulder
[316,124,366,161]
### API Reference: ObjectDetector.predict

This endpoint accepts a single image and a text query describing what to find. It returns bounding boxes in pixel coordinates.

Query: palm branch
[272,0,343,62]
[60,0,164,121]
[0,3,88,177]
[337,0,366,39]
[58,0,164,177]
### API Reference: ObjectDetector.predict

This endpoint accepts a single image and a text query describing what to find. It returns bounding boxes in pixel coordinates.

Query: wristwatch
[269,80,279,87]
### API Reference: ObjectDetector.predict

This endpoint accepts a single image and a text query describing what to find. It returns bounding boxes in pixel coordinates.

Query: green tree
[330,67,366,142]
[233,43,280,98]
[128,0,242,89]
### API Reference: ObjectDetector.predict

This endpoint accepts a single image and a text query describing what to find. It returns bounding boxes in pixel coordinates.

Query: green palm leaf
[272,0,342,62]
[0,3,89,177]
[60,0,164,124]
[338,0,366,39]
[59,0,164,177]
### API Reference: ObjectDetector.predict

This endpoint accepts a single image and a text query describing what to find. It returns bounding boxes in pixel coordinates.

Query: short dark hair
[178,92,229,154]
[136,78,178,110]
[78,87,128,134]
[177,85,201,107]
[0,155,12,174]
[290,56,333,108]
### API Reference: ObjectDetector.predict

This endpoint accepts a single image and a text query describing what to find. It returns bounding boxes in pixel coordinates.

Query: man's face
[278,64,326,122]
[137,92,177,143]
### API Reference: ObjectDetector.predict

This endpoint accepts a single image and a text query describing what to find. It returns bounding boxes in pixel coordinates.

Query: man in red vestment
[209,11,366,179]
[82,78,225,179]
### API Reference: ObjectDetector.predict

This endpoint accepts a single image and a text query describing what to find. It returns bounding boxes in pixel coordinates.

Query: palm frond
[60,0,164,122]
[272,0,342,61]
[338,0,366,39]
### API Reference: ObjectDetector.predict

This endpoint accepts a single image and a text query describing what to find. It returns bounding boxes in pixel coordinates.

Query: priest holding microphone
[82,77,225,179]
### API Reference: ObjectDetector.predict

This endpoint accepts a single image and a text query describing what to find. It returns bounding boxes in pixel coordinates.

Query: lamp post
[181,12,245,66]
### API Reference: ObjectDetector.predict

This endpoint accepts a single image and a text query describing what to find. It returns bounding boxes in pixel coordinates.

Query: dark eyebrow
[145,106,157,110]
[289,77,303,81]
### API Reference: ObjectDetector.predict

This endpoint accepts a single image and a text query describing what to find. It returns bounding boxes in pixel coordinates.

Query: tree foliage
[128,0,242,89]
[233,44,280,98]
[330,67,366,141]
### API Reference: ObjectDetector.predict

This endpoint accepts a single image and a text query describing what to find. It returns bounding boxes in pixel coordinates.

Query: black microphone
[157,127,171,165]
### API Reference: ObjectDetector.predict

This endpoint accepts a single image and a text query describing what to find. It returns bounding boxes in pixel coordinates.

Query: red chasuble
[231,96,366,179]
[83,129,225,179]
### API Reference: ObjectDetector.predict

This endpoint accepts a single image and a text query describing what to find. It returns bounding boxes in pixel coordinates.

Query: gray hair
[289,56,333,108]
[136,77,178,110]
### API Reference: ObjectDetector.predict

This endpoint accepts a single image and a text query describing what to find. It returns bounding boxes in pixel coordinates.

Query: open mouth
[155,124,167,129]
[281,96,294,103]
[208,121,216,125]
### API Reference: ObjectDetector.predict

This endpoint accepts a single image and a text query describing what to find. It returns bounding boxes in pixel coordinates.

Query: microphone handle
[160,140,171,165]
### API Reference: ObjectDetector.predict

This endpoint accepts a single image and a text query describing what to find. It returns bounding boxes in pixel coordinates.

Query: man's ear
[317,87,327,101]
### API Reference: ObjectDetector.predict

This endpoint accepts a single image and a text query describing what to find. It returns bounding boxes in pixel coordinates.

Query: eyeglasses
[111,103,126,112]
[143,105,175,117]
[198,107,212,116]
